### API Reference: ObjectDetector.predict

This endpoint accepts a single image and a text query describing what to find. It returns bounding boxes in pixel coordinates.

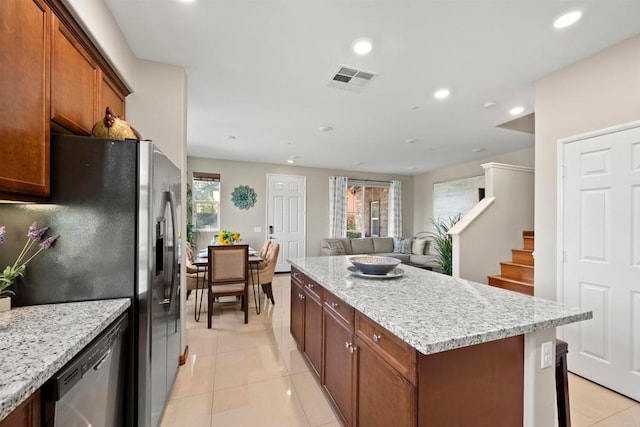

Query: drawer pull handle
[372,334,381,343]
[331,302,339,308]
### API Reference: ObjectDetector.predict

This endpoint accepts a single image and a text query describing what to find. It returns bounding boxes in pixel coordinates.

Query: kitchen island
[0,298,131,423]
[288,256,591,427]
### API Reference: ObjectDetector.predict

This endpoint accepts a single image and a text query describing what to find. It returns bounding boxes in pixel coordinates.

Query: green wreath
[231,185,257,210]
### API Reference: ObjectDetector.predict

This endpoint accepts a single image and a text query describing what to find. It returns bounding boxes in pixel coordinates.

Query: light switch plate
[541,341,553,369]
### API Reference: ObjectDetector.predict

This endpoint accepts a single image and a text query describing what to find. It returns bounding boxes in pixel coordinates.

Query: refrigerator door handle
[166,190,178,312]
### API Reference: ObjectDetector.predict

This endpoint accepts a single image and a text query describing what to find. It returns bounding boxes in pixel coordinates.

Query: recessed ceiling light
[483,101,498,109]
[353,39,372,55]
[287,159,295,164]
[318,125,334,132]
[406,138,418,144]
[554,10,582,29]
[509,106,525,115]
[472,148,486,153]
[434,88,450,100]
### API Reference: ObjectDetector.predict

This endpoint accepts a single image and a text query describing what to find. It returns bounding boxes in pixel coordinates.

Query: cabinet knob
[331,302,339,309]
[372,334,381,343]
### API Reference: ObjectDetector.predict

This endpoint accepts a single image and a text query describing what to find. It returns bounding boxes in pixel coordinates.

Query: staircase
[488,231,534,295]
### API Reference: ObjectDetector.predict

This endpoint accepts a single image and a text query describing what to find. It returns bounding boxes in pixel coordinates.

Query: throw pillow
[326,240,346,255]
[412,237,428,255]
[393,237,413,254]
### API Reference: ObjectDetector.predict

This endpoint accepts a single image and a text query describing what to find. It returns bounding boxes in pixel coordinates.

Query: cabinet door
[290,280,304,347]
[0,0,50,198]
[355,336,416,427]
[0,388,41,427]
[100,74,126,119]
[323,308,355,426]
[51,15,99,135]
[303,291,323,378]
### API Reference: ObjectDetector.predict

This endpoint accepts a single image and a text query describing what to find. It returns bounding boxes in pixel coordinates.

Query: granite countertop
[0,298,131,421]
[289,256,592,355]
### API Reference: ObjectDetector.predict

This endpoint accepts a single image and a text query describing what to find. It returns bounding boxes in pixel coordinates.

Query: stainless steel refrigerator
[0,134,181,427]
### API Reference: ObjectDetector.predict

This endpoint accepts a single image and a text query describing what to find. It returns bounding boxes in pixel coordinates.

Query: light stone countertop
[288,256,592,355]
[0,298,131,421]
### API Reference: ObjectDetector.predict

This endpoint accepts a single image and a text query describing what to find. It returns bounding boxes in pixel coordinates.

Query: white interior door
[560,122,640,401]
[267,174,306,272]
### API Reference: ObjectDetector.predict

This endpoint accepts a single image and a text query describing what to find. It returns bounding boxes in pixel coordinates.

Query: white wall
[451,163,534,284]
[126,60,187,169]
[413,148,534,234]
[534,34,640,300]
[61,0,136,90]
[188,157,414,256]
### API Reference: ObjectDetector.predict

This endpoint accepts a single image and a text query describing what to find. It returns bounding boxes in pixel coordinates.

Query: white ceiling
[105,0,640,175]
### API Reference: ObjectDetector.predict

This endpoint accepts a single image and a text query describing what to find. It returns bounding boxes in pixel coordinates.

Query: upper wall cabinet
[0,0,51,199]
[0,0,131,200]
[51,15,99,136]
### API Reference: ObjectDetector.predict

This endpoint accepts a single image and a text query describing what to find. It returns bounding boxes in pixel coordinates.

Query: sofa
[320,235,438,270]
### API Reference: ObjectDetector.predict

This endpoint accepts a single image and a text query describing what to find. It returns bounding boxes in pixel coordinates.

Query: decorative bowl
[349,256,402,276]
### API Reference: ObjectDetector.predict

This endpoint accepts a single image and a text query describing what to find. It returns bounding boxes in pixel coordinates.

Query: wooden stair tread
[500,261,533,269]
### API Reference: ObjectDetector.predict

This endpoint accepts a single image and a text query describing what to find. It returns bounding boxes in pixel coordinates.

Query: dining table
[192,249,263,321]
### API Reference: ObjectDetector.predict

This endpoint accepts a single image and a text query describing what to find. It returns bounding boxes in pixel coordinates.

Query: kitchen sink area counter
[0,298,131,421]
[289,256,591,355]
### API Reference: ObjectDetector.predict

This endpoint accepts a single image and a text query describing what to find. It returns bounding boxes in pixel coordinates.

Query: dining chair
[207,244,249,328]
[259,240,271,259]
[249,242,280,305]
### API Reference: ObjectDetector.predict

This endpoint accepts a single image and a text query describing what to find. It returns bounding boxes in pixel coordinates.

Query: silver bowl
[349,256,402,275]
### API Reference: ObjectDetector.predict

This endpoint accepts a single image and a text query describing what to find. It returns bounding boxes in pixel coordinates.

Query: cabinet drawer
[355,312,416,384]
[324,292,354,331]
[291,268,304,287]
[304,278,323,301]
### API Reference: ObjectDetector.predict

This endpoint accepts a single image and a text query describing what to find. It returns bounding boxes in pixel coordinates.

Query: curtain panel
[329,176,348,238]
[389,180,402,237]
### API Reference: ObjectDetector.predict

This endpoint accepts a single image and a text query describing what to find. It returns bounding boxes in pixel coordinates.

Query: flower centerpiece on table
[217,230,240,245]
[0,222,59,298]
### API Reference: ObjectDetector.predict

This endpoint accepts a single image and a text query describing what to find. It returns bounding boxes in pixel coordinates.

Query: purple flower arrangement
[0,222,59,297]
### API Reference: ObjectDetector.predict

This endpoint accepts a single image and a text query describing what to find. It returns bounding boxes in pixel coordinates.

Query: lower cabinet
[354,336,416,427]
[290,279,304,346]
[322,307,355,426]
[0,388,41,427]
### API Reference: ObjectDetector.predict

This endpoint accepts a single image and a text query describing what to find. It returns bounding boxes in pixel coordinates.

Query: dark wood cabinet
[323,306,355,426]
[0,389,41,427]
[290,278,304,347]
[303,280,323,378]
[355,335,416,427]
[0,0,51,199]
[51,15,99,135]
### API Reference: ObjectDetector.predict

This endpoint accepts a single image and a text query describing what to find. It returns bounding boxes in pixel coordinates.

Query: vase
[0,296,11,313]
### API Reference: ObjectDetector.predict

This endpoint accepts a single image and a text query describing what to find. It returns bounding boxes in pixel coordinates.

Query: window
[346,181,389,238]
[193,172,220,231]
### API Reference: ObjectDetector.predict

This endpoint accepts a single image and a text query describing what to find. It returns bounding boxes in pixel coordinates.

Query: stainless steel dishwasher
[46,312,129,427]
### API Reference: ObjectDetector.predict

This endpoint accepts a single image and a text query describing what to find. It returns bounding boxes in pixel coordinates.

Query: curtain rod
[347,178,393,184]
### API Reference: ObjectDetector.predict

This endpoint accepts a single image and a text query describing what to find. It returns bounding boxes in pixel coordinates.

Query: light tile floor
[161,274,639,427]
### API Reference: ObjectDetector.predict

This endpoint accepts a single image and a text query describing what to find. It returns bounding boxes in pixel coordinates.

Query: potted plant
[0,223,58,311]
[429,213,462,276]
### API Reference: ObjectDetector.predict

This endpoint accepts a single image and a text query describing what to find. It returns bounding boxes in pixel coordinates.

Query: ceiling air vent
[328,65,378,93]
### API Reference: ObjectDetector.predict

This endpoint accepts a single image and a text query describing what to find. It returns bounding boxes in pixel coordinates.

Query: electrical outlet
[541,341,553,369]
